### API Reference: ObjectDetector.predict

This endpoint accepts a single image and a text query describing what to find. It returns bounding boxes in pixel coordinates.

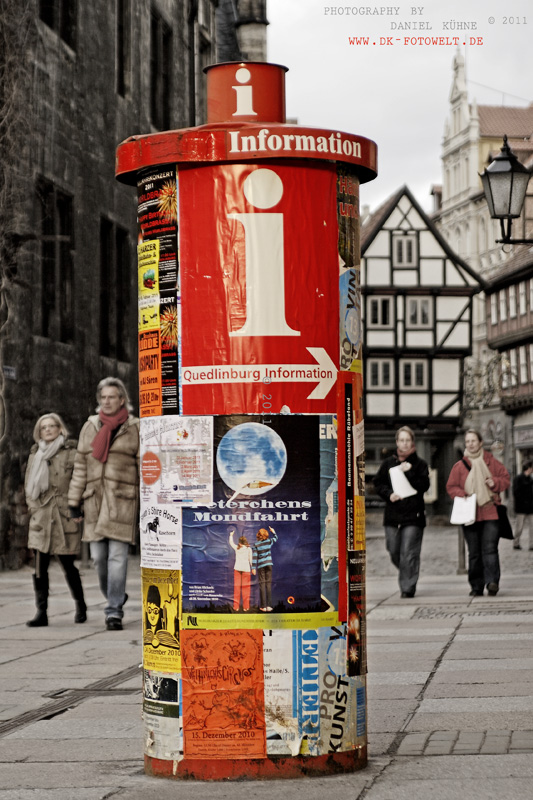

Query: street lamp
[480,135,533,244]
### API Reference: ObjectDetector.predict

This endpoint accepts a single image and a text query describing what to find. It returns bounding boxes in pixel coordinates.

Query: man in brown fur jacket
[69,377,139,631]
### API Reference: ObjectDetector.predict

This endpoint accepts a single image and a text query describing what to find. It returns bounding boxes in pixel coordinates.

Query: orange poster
[139,330,162,417]
[181,629,266,759]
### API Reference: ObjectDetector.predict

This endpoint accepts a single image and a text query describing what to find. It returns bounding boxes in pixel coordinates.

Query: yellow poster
[138,240,160,296]
[142,568,181,672]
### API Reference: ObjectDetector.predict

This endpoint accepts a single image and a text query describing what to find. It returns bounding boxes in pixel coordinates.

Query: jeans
[90,539,129,620]
[514,514,533,548]
[385,524,424,595]
[462,520,500,591]
[258,565,272,609]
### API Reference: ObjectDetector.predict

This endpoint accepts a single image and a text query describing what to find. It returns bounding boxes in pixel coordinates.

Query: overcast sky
[267,0,532,213]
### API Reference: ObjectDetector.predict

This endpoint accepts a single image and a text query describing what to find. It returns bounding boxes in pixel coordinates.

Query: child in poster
[229,529,253,611]
[252,526,278,612]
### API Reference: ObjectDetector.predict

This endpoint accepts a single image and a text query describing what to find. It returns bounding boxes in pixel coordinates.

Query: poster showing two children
[181,415,328,616]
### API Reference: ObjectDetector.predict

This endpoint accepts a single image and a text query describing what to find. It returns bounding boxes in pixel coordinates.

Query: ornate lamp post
[480,135,532,245]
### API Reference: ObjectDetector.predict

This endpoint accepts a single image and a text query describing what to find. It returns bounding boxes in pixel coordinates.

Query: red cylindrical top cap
[205,61,287,124]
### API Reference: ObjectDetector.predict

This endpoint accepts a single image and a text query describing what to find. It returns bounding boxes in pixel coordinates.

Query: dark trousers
[462,520,500,590]
[385,524,424,594]
[35,550,81,586]
[258,566,272,608]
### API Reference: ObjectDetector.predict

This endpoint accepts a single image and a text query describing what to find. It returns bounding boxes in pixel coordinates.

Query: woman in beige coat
[68,377,139,631]
[25,413,86,627]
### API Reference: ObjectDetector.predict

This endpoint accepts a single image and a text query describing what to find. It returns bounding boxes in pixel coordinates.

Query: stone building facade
[0,0,268,568]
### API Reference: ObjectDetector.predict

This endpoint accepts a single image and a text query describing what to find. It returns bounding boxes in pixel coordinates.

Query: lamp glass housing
[480,138,530,220]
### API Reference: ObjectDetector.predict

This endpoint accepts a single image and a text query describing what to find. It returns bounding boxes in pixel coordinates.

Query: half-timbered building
[485,246,533,475]
[361,186,483,515]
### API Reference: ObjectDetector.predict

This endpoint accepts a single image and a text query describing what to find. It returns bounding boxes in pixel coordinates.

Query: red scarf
[397,445,416,462]
[91,407,129,463]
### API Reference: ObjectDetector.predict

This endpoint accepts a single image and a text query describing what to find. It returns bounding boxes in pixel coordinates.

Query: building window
[39,0,77,48]
[490,294,498,325]
[116,0,131,96]
[530,279,533,312]
[499,290,507,322]
[502,351,518,390]
[368,296,393,327]
[530,344,533,383]
[37,178,75,343]
[100,218,131,361]
[519,282,527,315]
[368,359,394,389]
[400,359,427,390]
[407,297,432,327]
[392,233,417,267]
[520,346,528,384]
[509,284,517,318]
[150,7,172,130]
[510,349,518,387]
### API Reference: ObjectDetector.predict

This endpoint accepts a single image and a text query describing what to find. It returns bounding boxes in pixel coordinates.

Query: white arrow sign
[182,347,337,401]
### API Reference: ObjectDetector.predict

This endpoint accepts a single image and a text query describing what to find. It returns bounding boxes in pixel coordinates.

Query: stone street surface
[1,519,533,799]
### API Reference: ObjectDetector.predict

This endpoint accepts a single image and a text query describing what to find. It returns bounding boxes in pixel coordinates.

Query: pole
[117,60,377,781]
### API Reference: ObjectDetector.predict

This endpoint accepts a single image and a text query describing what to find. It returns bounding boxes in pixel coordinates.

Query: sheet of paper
[389,465,417,499]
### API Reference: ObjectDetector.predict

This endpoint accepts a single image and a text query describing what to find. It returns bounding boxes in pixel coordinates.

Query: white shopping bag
[450,494,477,526]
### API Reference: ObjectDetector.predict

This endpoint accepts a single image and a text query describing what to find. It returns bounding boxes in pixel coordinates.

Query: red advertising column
[117,61,377,781]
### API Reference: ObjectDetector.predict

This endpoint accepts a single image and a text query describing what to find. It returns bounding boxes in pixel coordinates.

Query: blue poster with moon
[182,415,322,614]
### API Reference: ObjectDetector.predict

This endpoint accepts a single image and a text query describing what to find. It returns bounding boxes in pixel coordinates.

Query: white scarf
[26,435,65,501]
[464,447,493,507]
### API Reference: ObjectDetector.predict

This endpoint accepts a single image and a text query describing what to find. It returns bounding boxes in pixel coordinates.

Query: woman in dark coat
[373,426,430,598]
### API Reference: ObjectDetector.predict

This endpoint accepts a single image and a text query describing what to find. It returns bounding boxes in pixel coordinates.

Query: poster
[140,504,181,569]
[347,550,367,677]
[181,629,266,759]
[143,670,182,761]
[140,415,213,507]
[319,415,339,612]
[263,626,366,758]
[181,415,323,621]
[317,625,359,755]
[137,168,180,416]
[179,162,339,415]
[294,628,321,756]
[142,569,181,672]
[337,165,362,372]
[263,630,300,756]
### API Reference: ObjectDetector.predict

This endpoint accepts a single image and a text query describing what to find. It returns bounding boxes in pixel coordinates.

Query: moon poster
[181,415,322,617]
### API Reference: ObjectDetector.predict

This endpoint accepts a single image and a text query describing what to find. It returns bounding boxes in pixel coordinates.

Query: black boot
[27,574,49,627]
[62,559,87,623]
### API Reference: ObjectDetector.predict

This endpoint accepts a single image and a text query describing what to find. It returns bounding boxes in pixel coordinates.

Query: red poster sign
[179,162,339,415]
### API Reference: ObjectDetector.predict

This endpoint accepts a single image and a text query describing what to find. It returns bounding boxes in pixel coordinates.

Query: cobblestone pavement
[366,516,533,577]
[1,519,533,799]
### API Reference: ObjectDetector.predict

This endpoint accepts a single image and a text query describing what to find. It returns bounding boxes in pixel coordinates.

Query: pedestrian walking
[373,426,430,598]
[68,377,139,631]
[25,413,86,627]
[446,429,510,596]
[512,461,533,550]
